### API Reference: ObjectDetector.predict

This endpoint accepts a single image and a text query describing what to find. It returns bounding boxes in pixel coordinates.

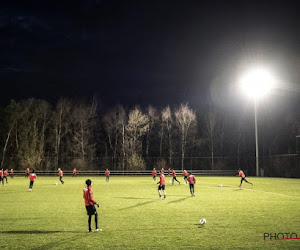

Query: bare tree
[0,100,20,168]
[204,110,217,169]
[126,106,149,156]
[174,103,196,170]
[103,105,126,169]
[69,97,98,169]
[162,106,173,165]
[145,105,159,157]
[16,99,51,170]
[53,98,72,168]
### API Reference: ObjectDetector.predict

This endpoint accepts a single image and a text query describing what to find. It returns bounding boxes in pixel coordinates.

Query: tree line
[0,96,299,172]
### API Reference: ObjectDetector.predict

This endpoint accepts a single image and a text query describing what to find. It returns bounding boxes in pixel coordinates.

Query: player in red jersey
[25,168,30,178]
[105,169,110,182]
[237,169,253,188]
[58,168,64,184]
[157,170,166,199]
[73,168,77,177]
[152,168,157,181]
[3,169,8,184]
[167,168,171,176]
[161,168,165,175]
[83,179,102,232]
[0,168,4,186]
[10,169,14,179]
[187,172,196,196]
[171,169,180,185]
[29,170,37,192]
[183,169,188,184]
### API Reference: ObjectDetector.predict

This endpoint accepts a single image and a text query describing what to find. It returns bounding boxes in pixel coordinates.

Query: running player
[29,170,37,192]
[105,169,110,182]
[3,169,8,183]
[171,169,180,185]
[10,169,14,178]
[157,170,166,199]
[167,168,171,176]
[25,168,30,178]
[58,168,64,184]
[183,169,188,184]
[83,179,102,232]
[187,172,196,196]
[73,168,77,177]
[152,168,157,181]
[237,169,253,188]
[0,168,4,186]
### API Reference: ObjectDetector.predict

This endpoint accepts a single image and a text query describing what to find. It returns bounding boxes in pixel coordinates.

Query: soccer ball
[55,183,58,185]
[200,218,206,225]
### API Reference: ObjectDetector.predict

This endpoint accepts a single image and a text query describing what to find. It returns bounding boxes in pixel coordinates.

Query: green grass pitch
[0,175,300,249]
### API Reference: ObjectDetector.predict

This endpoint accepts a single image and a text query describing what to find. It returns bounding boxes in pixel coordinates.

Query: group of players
[152,167,196,199]
[1,165,252,232]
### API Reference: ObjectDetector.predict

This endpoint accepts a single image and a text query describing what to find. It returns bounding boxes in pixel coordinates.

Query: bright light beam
[240,68,274,98]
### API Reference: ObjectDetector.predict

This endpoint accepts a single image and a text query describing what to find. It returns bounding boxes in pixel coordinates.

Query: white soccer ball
[219,184,222,187]
[200,218,206,225]
[55,183,58,185]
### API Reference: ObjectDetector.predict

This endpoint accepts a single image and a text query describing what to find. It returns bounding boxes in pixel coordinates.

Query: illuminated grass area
[0,176,300,249]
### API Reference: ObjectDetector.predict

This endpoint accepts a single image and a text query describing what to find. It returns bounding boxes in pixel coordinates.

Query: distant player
[183,169,188,184]
[0,168,4,186]
[157,170,166,199]
[105,169,110,182]
[29,170,37,192]
[58,168,64,184]
[171,169,180,185]
[187,172,196,196]
[152,168,157,181]
[83,179,102,232]
[25,168,30,178]
[167,168,171,176]
[161,168,165,175]
[10,169,14,179]
[3,169,8,184]
[73,168,77,177]
[237,169,253,188]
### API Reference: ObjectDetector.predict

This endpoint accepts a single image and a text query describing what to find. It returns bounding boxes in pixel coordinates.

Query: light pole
[240,68,274,176]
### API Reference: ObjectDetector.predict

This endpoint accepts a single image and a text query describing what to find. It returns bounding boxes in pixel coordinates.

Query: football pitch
[0,176,300,249]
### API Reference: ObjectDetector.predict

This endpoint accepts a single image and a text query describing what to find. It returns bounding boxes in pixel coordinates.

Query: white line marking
[199,181,300,199]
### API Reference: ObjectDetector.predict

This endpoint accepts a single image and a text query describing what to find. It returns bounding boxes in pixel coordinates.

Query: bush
[127,154,146,171]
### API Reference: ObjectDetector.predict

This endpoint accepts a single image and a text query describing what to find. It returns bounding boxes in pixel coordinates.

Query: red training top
[183,170,188,176]
[152,170,157,176]
[25,169,30,174]
[59,170,63,177]
[83,186,97,206]
[29,173,37,182]
[188,175,196,184]
[105,170,110,176]
[172,170,176,177]
[0,170,3,178]
[159,174,165,185]
[238,171,245,178]
[73,169,76,174]
[4,170,8,176]
[10,169,14,175]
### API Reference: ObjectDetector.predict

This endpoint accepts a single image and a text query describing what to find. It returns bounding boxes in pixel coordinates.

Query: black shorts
[86,205,97,215]
[240,177,248,183]
[158,185,165,190]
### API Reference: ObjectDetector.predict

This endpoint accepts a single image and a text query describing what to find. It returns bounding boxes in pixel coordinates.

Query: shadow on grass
[194,223,206,228]
[167,197,189,204]
[119,200,154,211]
[114,197,149,200]
[0,230,82,234]
[31,235,80,250]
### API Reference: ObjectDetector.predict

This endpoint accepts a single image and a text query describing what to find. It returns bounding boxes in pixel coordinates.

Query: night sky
[1,0,300,110]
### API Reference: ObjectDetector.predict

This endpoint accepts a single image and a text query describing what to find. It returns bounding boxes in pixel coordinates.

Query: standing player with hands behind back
[83,179,102,233]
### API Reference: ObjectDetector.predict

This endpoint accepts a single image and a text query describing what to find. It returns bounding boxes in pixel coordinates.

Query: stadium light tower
[240,68,274,177]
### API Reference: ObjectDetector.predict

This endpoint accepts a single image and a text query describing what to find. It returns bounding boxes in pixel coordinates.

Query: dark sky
[1,0,300,110]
